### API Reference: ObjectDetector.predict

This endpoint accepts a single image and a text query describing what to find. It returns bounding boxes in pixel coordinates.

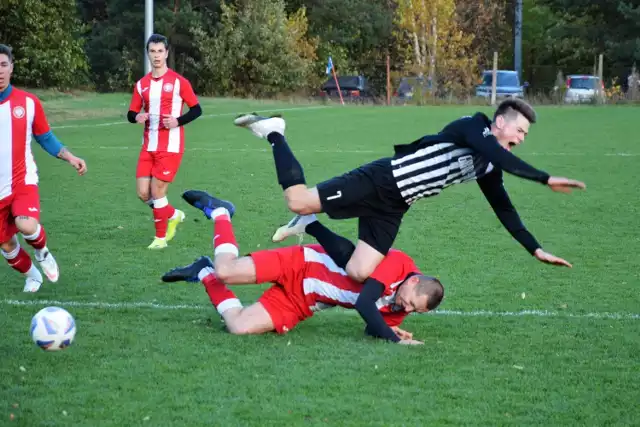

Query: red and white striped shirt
[0,87,49,202]
[296,245,421,327]
[128,69,199,153]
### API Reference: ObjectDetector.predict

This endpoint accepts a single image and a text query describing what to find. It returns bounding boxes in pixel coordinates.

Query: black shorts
[316,158,409,255]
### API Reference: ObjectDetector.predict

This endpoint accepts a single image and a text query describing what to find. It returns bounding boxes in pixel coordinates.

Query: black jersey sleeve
[447,113,550,184]
[355,278,401,343]
[477,168,541,255]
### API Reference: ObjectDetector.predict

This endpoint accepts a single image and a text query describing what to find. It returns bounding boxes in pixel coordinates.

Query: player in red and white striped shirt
[162,190,444,344]
[127,34,202,250]
[0,45,87,292]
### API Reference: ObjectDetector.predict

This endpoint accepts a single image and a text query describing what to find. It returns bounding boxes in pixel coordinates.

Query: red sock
[152,199,176,239]
[212,210,238,256]
[202,273,242,314]
[24,225,47,250]
[3,246,33,274]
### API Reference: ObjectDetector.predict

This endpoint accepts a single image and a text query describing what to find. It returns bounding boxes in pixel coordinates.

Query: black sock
[306,220,355,269]
[267,132,306,190]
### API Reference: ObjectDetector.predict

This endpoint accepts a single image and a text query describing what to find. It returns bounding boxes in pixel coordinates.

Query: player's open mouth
[508,142,516,149]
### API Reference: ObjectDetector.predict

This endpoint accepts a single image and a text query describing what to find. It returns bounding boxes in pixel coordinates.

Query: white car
[564,75,604,104]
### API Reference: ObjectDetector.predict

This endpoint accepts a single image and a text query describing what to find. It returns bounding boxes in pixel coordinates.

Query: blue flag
[326,56,333,75]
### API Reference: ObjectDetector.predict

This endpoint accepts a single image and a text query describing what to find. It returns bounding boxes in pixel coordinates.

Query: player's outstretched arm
[449,114,549,183]
[356,278,415,343]
[477,170,572,267]
[369,325,413,340]
[532,248,572,267]
[546,176,586,193]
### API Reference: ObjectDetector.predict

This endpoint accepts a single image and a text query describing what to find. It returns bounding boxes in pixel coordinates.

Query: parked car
[564,75,604,104]
[475,70,527,99]
[319,75,369,101]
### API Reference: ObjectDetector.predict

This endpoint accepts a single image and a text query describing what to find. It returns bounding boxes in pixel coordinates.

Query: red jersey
[128,69,199,154]
[292,245,421,327]
[0,87,50,202]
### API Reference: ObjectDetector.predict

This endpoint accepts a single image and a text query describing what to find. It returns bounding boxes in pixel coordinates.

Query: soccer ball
[30,307,76,351]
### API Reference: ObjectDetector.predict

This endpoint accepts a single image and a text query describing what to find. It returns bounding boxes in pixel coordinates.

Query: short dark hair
[494,98,537,124]
[415,275,445,310]
[146,34,169,50]
[0,44,13,63]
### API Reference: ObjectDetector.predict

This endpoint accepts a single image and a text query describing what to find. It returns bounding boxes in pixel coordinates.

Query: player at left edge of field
[0,43,88,292]
[127,34,203,250]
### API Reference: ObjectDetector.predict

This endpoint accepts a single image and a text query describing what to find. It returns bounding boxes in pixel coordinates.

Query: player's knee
[15,217,39,236]
[285,191,319,215]
[226,319,255,335]
[226,324,250,335]
[137,188,151,203]
[0,237,18,253]
[286,198,311,215]
[214,263,235,284]
[345,262,373,283]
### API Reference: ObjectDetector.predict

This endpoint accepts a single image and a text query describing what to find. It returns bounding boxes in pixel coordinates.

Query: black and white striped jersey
[391,140,494,205]
[390,112,549,206]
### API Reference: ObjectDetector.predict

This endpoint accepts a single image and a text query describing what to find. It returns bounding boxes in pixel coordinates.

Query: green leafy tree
[0,0,89,89]
[192,0,317,97]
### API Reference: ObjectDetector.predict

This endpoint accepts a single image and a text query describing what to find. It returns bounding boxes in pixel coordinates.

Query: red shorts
[0,185,41,243]
[136,150,183,182]
[251,246,310,334]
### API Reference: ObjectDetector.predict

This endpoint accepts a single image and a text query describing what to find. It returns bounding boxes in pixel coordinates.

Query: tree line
[0,0,638,97]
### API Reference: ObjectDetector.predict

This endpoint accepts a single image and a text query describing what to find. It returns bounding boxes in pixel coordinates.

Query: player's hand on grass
[547,177,586,193]
[68,155,87,176]
[162,114,179,129]
[398,339,424,345]
[135,112,149,124]
[534,249,572,268]
[391,326,413,340]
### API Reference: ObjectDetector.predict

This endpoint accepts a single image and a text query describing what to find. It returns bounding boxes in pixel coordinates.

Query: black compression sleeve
[477,170,541,254]
[355,278,400,343]
[460,114,550,184]
[176,103,202,126]
[127,110,138,123]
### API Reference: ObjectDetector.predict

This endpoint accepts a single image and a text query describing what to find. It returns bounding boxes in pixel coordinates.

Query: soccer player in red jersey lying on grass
[162,190,444,344]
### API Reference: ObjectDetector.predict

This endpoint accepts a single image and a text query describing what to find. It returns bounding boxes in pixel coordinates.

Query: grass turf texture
[1,94,639,426]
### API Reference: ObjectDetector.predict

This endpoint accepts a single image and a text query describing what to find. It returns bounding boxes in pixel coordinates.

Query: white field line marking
[50,105,329,130]
[3,299,639,320]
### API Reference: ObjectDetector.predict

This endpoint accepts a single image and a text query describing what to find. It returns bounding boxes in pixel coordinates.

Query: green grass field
[1,93,639,426]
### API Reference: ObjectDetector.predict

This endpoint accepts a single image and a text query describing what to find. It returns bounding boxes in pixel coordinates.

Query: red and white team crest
[163,83,174,92]
[12,106,25,119]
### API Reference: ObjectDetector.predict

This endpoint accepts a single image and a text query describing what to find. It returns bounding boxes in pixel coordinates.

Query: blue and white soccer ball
[30,307,76,351]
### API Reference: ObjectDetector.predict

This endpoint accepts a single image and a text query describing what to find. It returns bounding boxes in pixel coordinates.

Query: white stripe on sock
[22,224,41,241]
[217,298,242,315]
[214,243,239,257]
[153,197,168,209]
[198,266,215,281]
[211,207,230,220]
[1,245,20,260]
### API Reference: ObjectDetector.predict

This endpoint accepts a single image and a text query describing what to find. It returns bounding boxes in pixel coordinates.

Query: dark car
[319,75,369,101]
[475,70,527,99]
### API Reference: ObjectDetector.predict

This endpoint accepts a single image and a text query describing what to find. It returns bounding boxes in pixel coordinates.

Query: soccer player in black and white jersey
[232,99,585,331]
